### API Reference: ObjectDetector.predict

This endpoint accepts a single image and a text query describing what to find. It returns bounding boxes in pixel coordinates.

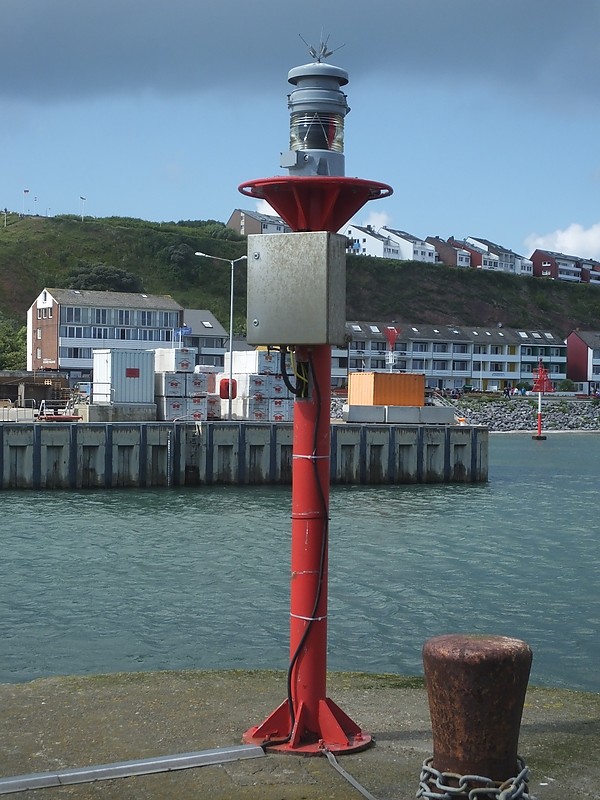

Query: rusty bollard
[419,634,533,798]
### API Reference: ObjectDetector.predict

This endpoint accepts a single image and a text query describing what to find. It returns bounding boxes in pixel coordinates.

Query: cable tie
[290,612,327,622]
[293,454,329,460]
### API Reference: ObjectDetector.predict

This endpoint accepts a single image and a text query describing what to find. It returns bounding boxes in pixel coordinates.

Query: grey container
[92,349,155,404]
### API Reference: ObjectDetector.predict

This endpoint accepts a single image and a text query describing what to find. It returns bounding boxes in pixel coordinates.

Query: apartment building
[27,288,184,378]
[426,237,472,268]
[226,209,291,236]
[332,321,567,391]
[341,224,402,259]
[180,309,228,368]
[530,249,600,284]
[380,228,437,263]
[566,330,600,391]
[467,237,533,277]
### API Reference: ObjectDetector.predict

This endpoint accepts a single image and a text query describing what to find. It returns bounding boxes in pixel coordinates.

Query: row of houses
[22,288,600,395]
[227,208,600,285]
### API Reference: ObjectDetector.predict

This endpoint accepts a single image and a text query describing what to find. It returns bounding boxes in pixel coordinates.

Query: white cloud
[255,199,277,216]
[524,223,600,261]
[359,210,391,231]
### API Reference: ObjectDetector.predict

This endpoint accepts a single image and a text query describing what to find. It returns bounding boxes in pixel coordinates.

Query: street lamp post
[195,252,247,420]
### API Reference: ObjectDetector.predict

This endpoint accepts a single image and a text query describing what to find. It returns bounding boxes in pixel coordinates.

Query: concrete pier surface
[1,670,598,799]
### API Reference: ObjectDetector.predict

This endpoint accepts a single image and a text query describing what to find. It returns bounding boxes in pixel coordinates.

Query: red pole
[289,344,330,725]
[243,343,371,753]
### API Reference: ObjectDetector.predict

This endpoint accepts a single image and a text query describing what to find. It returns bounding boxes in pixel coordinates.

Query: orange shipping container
[348,372,425,407]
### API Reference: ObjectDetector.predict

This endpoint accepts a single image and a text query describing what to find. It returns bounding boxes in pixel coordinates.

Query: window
[65,307,82,323]
[201,320,213,328]
[118,309,131,325]
[433,360,449,371]
[36,328,42,339]
[490,345,502,355]
[36,347,41,359]
[371,341,387,351]
[413,342,428,352]
[432,343,448,353]
[37,309,42,319]
[412,359,425,370]
[453,344,468,354]
[453,361,468,371]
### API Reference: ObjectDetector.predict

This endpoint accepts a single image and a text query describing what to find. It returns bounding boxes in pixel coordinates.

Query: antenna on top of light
[298,32,345,62]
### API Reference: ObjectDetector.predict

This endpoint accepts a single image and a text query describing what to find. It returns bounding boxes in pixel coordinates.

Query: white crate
[235,373,272,400]
[225,350,280,375]
[156,396,187,421]
[186,371,215,396]
[188,395,208,421]
[271,375,292,399]
[229,397,269,421]
[269,399,294,422]
[154,371,186,397]
[153,347,197,373]
[206,394,222,420]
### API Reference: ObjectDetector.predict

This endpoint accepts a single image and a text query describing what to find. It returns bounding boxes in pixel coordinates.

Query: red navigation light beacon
[531,359,553,440]
[240,41,392,755]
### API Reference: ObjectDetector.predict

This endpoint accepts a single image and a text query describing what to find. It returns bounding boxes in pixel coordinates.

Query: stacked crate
[153,348,220,421]
[221,350,294,422]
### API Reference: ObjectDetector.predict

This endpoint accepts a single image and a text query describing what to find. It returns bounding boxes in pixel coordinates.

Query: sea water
[1,433,598,692]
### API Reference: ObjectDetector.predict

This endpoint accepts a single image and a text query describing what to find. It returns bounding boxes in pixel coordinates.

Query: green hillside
[2,213,600,339]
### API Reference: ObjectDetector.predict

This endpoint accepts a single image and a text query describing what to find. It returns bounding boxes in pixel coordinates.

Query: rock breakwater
[455,396,600,432]
[330,396,600,432]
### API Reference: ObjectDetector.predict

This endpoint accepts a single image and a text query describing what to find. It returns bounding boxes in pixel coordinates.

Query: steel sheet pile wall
[0,423,487,489]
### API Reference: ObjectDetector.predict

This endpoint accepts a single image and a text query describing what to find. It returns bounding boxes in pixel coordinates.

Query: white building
[27,288,183,379]
[467,237,533,277]
[381,227,437,263]
[340,224,402,259]
[332,321,567,391]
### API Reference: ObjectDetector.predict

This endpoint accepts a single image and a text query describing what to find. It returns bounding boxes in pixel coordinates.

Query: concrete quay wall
[0,422,488,490]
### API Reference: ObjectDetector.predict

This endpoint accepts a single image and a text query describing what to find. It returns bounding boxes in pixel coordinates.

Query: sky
[2,0,600,259]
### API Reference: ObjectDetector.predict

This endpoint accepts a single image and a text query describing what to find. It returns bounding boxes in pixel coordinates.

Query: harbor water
[1,433,598,692]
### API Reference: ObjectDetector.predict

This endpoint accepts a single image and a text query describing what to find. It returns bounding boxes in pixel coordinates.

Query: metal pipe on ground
[0,744,265,795]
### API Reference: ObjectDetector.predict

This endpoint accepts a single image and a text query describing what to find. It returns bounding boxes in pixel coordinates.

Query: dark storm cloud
[2,0,599,104]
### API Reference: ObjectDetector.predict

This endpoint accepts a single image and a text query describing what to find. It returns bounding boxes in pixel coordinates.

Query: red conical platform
[238,176,392,234]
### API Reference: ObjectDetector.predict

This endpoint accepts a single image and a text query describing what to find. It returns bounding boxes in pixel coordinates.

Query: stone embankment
[331,396,600,431]
[455,396,600,432]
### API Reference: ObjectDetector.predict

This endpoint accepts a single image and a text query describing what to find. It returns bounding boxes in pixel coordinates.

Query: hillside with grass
[2,213,600,340]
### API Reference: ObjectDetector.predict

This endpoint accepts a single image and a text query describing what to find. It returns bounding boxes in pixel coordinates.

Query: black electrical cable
[279,345,306,398]
[262,349,329,750]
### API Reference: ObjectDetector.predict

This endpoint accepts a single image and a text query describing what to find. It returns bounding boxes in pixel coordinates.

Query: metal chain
[416,756,535,800]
